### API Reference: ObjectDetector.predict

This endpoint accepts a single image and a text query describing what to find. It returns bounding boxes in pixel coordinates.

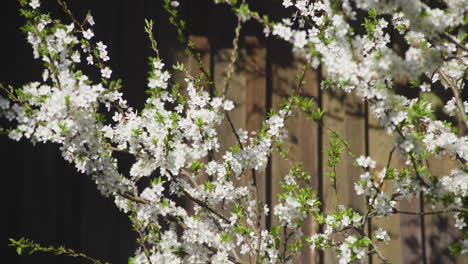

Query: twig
[394,125,431,188]
[438,70,468,134]
[223,15,242,96]
[353,228,390,263]
[181,190,230,223]
[109,146,129,153]
[394,208,467,215]
[443,33,468,52]
[132,214,154,264]
[144,19,160,58]
[9,238,108,264]
[0,83,21,102]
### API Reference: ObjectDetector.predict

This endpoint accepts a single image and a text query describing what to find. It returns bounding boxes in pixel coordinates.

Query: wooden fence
[2,0,463,263]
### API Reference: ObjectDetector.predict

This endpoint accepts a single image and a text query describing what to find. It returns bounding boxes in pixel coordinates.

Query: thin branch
[109,146,129,153]
[223,15,242,96]
[394,208,468,215]
[443,33,468,52]
[438,70,468,134]
[181,189,230,223]
[133,214,154,264]
[386,146,395,170]
[353,228,389,263]
[144,19,160,58]
[9,238,109,264]
[180,168,200,189]
[224,110,245,150]
[394,125,431,188]
[0,83,21,102]
[120,192,149,204]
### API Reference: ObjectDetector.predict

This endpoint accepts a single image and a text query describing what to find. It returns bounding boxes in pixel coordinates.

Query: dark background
[0,1,272,263]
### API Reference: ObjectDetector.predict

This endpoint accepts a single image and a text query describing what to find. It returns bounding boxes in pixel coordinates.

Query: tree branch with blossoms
[3,0,468,263]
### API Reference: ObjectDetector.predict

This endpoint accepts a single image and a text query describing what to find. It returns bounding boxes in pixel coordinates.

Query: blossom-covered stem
[353,228,389,263]
[56,0,116,78]
[180,169,201,189]
[5,0,468,262]
[0,83,21,102]
[220,0,267,26]
[144,19,160,58]
[224,109,245,149]
[164,1,248,155]
[363,146,396,225]
[56,0,125,116]
[31,24,64,90]
[438,70,468,134]
[409,154,430,188]
[394,126,430,188]
[163,0,214,93]
[119,192,149,204]
[250,169,263,242]
[132,214,154,264]
[443,33,468,53]
[181,189,230,223]
[9,238,108,264]
[324,127,355,157]
[56,0,82,28]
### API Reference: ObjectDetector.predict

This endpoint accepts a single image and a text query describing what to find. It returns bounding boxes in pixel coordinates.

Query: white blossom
[356,155,376,169]
[101,67,112,79]
[29,0,40,9]
[86,14,95,26]
[375,228,390,244]
[83,29,94,40]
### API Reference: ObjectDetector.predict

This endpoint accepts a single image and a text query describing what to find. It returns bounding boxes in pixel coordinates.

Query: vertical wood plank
[321,86,366,262]
[270,45,321,262]
[321,86,345,264]
[299,61,321,263]
[213,45,249,263]
[341,94,367,211]
[368,113,403,264]
[425,155,459,264]
[213,47,247,158]
[399,197,424,263]
[212,36,267,262]
[270,53,299,260]
[341,92,366,256]
[243,36,268,228]
[213,39,267,197]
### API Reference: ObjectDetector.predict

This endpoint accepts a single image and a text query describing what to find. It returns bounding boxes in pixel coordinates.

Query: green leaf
[368,8,378,18]
[204,181,215,191]
[191,161,203,173]
[131,128,142,136]
[221,233,232,242]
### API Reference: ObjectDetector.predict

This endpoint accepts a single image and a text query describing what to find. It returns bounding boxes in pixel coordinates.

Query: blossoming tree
[3,0,467,263]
